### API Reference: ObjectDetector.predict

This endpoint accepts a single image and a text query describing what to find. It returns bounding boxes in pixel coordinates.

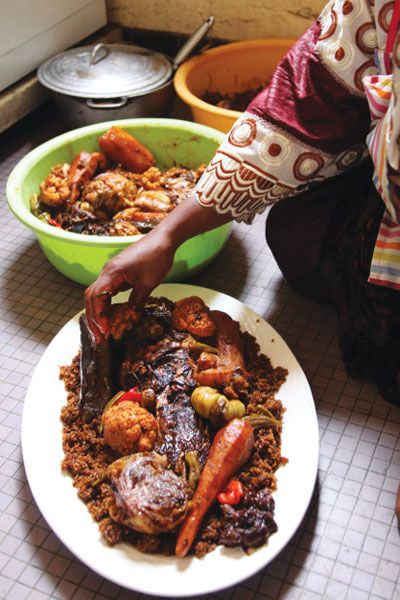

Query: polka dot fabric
[194,0,400,290]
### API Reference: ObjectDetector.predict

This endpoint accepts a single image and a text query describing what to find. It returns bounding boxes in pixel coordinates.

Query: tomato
[216,479,244,505]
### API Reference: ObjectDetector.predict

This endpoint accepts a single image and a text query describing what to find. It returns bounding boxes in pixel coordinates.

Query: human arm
[85,0,377,337]
[194,0,376,223]
[84,195,232,341]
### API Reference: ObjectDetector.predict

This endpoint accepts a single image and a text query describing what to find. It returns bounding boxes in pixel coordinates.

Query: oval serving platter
[22,283,318,597]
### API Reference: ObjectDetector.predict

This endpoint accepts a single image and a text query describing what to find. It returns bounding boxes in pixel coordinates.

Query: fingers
[127,269,161,308]
[128,282,153,309]
[396,482,400,527]
[84,282,112,344]
[85,257,139,341]
[84,270,121,342]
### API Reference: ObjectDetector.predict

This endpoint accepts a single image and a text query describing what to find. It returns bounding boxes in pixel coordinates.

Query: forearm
[155,194,233,251]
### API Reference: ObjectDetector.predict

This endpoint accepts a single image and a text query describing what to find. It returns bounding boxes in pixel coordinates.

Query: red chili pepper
[116,386,142,405]
[217,479,244,505]
[48,218,61,227]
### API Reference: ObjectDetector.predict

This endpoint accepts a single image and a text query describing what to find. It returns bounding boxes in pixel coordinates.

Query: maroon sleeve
[194,0,377,224]
[248,21,371,154]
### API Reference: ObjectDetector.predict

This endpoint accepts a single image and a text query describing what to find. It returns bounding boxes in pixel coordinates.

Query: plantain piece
[191,386,246,427]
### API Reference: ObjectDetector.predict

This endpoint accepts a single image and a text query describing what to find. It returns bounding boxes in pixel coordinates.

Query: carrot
[175,418,254,557]
[211,310,246,372]
[99,126,155,173]
[195,310,248,390]
[68,151,108,202]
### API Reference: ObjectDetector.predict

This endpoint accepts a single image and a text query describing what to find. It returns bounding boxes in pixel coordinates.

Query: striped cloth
[365,52,400,290]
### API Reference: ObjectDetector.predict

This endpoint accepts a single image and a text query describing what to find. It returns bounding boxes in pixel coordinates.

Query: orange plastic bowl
[174,39,296,133]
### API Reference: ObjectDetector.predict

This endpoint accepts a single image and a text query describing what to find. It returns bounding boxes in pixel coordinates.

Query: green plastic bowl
[7,118,230,286]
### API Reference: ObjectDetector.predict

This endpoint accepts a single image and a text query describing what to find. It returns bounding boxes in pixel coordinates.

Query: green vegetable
[182,337,218,354]
[30,193,51,222]
[99,391,125,433]
[191,386,245,427]
[142,388,156,412]
[185,451,201,491]
[209,398,246,427]
[244,405,281,429]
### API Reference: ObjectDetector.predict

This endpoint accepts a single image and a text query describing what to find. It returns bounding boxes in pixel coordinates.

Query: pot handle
[90,43,109,65]
[172,16,214,70]
[86,97,128,109]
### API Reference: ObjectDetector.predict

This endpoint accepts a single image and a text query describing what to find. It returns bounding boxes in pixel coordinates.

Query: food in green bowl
[7,118,229,286]
[30,125,206,237]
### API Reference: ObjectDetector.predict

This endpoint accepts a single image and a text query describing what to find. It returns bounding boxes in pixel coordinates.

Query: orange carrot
[195,310,248,390]
[68,151,108,202]
[211,310,246,372]
[175,418,254,557]
[99,126,155,173]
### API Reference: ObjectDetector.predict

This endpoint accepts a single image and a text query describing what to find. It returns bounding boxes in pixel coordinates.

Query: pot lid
[37,43,173,99]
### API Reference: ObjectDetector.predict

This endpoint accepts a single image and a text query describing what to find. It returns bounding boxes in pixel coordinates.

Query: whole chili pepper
[217,479,244,505]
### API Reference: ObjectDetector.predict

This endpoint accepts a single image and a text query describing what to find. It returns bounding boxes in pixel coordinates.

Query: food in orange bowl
[174,39,296,133]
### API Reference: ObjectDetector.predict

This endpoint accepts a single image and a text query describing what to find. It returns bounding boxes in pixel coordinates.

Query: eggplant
[120,336,210,473]
[79,314,118,419]
[156,392,211,473]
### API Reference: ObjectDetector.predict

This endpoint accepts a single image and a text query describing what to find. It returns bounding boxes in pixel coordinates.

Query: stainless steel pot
[38,17,214,128]
[50,75,176,128]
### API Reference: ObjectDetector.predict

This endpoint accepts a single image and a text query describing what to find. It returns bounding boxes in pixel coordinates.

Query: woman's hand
[84,229,174,342]
[84,194,233,342]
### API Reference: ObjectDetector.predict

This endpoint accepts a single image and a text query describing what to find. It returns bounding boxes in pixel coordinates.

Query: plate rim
[21,283,319,597]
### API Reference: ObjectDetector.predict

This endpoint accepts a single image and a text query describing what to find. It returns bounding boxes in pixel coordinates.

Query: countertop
[0,103,399,600]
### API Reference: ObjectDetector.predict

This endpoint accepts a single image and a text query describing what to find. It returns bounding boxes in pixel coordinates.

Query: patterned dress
[191,0,400,404]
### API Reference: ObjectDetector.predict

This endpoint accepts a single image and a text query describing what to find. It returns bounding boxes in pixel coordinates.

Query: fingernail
[98,318,109,335]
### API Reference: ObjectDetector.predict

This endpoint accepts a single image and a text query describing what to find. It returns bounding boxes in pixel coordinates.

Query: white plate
[22,283,318,597]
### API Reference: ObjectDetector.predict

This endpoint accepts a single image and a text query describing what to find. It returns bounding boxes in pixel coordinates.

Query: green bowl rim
[6,117,225,247]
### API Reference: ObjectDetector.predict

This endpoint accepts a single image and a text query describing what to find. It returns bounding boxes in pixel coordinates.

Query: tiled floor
[0,104,399,600]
